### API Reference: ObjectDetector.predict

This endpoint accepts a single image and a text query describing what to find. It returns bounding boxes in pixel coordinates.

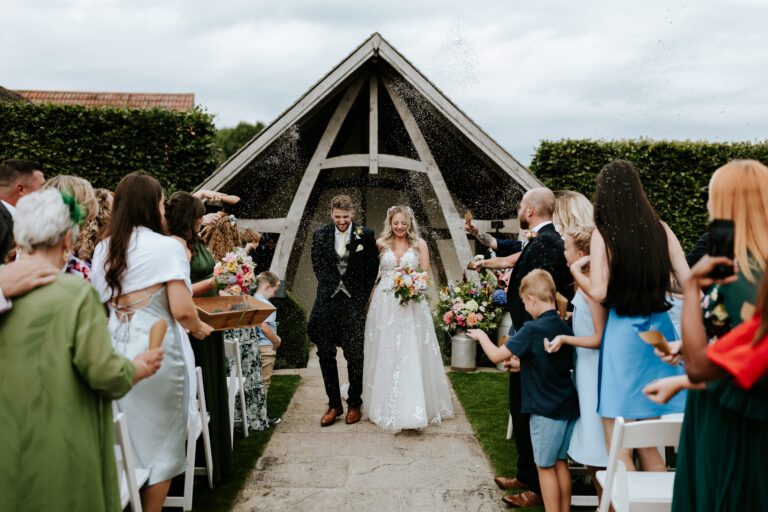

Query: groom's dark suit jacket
[0,202,13,263]
[307,223,378,340]
[506,223,574,331]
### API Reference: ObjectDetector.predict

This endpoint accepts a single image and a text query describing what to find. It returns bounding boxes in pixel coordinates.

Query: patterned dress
[223,327,270,431]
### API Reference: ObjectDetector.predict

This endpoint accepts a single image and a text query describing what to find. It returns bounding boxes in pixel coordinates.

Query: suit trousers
[509,371,541,494]
[314,294,366,410]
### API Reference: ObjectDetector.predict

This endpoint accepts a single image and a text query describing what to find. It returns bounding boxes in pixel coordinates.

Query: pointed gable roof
[198,32,540,192]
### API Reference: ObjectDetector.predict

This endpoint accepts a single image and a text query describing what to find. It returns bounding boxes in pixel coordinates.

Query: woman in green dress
[0,189,163,512]
[642,160,768,511]
[165,191,233,484]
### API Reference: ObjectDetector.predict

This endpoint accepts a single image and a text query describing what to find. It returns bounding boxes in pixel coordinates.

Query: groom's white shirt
[334,224,351,252]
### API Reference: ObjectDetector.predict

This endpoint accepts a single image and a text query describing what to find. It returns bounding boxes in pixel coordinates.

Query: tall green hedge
[0,102,218,192]
[530,139,768,251]
[273,290,311,369]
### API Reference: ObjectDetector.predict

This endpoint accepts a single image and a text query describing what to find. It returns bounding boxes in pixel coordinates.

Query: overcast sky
[3,0,767,165]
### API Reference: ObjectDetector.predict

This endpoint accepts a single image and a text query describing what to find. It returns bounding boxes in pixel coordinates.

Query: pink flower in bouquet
[452,302,462,313]
[213,265,222,276]
[443,311,454,325]
[466,312,478,326]
[222,253,236,263]
[457,316,466,327]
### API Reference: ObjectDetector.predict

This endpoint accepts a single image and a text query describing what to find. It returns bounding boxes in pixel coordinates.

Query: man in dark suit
[308,194,379,426]
[0,159,46,262]
[469,188,573,508]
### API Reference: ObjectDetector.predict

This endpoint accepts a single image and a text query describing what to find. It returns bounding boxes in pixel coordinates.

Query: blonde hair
[565,225,594,255]
[202,216,242,261]
[256,271,280,288]
[45,175,99,259]
[519,269,556,302]
[709,159,768,282]
[553,190,594,234]
[381,205,420,251]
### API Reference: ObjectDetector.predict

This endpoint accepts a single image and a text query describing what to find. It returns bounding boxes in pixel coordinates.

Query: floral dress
[224,326,270,431]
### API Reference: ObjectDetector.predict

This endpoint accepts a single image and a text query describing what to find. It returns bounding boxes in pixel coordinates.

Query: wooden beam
[269,76,365,277]
[369,72,378,174]
[237,218,288,233]
[382,76,473,278]
[321,153,425,173]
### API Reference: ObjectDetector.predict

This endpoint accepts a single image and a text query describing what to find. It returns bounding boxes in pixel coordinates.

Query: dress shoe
[345,407,362,424]
[320,407,343,427]
[502,490,543,508]
[494,477,528,490]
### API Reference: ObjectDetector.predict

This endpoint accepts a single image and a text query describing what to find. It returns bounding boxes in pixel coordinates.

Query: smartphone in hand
[707,219,735,279]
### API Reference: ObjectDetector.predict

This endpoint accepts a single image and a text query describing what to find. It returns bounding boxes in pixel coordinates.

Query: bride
[362,205,454,431]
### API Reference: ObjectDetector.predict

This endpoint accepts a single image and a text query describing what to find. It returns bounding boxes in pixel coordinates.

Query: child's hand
[642,377,682,404]
[466,329,488,343]
[544,335,565,353]
[655,340,683,366]
[503,356,521,373]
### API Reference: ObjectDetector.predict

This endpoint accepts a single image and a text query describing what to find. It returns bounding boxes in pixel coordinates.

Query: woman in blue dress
[570,160,690,472]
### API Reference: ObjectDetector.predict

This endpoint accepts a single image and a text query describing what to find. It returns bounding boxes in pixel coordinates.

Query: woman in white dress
[362,205,454,432]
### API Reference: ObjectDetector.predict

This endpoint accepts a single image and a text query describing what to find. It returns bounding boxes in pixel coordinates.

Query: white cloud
[2,0,767,164]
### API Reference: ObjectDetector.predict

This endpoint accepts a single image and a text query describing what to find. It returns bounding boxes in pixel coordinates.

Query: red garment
[707,315,768,389]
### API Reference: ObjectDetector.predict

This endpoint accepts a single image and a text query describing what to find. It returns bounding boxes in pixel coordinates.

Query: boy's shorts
[529,414,575,468]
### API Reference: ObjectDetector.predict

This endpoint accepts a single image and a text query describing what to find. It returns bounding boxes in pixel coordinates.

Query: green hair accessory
[60,190,85,226]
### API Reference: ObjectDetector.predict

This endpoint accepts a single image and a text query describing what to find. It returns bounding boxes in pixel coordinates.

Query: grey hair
[13,189,79,252]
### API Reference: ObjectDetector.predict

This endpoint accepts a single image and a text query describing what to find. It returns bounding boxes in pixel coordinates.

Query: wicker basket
[194,295,275,331]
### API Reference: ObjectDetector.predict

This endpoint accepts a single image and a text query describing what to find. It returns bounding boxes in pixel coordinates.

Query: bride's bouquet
[213,248,256,295]
[388,266,430,306]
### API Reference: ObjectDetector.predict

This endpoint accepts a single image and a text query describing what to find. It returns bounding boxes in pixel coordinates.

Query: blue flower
[492,289,507,305]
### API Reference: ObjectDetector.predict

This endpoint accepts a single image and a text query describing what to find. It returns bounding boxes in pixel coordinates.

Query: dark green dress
[190,244,233,483]
[672,268,768,511]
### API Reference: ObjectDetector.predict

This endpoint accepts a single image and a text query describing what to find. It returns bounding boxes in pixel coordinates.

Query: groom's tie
[336,230,347,258]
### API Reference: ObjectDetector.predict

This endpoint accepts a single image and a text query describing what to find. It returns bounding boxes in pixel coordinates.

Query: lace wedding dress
[361,247,454,432]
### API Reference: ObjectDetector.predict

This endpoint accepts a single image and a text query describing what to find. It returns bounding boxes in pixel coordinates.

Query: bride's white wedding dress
[361,247,454,432]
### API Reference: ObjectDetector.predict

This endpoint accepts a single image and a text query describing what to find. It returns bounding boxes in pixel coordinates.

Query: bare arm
[470,252,520,270]
[643,374,706,404]
[550,294,608,351]
[571,229,609,303]
[167,279,213,339]
[664,222,691,291]
[260,323,281,348]
[463,222,498,250]
[466,328,514,363]
[191,277,216,297]
[418,239,430,272]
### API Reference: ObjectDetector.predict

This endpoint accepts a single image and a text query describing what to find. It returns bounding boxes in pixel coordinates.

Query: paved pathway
[231,347,505,511]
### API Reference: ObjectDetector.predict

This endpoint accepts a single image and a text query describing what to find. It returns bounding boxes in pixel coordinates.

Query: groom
[308,194,379,426]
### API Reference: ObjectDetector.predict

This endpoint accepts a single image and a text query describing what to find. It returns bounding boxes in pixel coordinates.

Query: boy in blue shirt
[253,271,281,398]
[468,269,578,512]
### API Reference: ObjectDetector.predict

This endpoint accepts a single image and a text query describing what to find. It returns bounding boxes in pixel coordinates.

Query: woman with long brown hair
[570,159,690,472]
[165,191,233,483]
[90,172,212,512]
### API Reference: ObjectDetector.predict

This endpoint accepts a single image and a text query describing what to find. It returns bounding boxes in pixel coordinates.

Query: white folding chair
[113,411,149,512]
[224,336,249,440]
[164,367,214,511]
[596,416,683,512]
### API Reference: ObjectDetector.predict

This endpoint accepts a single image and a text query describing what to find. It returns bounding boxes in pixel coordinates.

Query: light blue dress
[598,307,687,419]
[567,292,608,467]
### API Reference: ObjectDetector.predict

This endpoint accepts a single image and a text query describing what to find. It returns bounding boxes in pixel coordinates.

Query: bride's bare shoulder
[376,238,388,251]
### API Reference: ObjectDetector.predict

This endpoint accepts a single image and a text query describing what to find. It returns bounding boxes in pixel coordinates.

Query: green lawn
[190,374,300,512]
[449,371,593,512]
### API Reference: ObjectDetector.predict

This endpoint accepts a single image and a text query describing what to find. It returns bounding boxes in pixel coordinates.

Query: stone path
[231,347,505,511]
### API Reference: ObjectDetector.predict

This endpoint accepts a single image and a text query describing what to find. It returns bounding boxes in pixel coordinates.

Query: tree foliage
[214,121,265,164]
[530,138,768,251]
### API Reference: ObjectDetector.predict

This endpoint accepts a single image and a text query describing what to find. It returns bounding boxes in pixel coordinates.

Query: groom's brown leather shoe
[494,477,528,490]
[320,407,343,427]
[502,490,542,508]
[345,408,361,424]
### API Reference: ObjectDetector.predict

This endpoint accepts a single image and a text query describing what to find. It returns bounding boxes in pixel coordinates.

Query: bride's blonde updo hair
[381,205,420,250]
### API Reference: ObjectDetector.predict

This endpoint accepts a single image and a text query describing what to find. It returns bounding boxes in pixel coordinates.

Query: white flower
[465,299,479,312]
[402,276,413,288]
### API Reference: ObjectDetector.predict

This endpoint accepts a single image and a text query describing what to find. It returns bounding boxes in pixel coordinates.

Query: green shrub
[530,139,768,251]
[0,101,218,193]
[273,290,310,369]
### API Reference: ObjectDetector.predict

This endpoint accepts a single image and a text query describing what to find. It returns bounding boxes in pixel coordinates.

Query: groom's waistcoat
[333,245,351,298]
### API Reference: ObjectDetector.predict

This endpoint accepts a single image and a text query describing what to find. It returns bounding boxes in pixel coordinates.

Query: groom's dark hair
[330,194,353,211]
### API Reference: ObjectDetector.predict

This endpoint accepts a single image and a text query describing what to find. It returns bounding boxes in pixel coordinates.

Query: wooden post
[369,73,378,174]
[269,76,365,278]
[381,77,473,277]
